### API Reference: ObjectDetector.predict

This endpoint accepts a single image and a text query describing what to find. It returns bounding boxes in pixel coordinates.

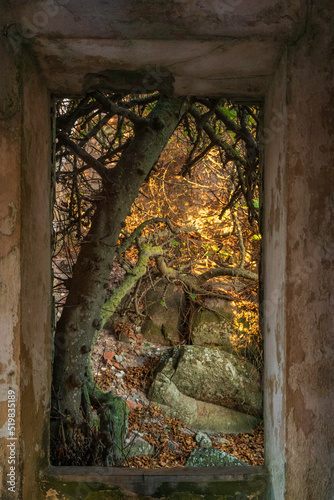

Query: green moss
[41,478,266,500]
[84,490,154,499]
[41,478,111,500]
[83,67,174,96]
[186,449,248,467]
[156,481,267,498]
[99,244,163,330]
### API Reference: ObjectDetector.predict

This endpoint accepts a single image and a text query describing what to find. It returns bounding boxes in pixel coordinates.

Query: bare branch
[78,112,114,147]
[181,141,215,176]
[232,212,245,268]
[56,97,100,133]
[198,266,258,283]
[117,217,192,256]
[93,92,148,128]
[189,105,247,167]
[57,132,109,181]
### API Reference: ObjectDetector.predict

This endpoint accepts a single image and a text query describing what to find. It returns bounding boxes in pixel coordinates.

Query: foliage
[53,93,260,316]
[52,91,262,466]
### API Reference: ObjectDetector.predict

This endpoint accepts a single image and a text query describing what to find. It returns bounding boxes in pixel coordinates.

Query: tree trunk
[52,96,190,440]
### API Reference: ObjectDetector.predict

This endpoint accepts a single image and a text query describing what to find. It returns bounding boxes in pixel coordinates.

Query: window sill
[41,465,268,499]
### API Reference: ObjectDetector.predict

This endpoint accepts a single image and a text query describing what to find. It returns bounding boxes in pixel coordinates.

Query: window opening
[51,92,263,470]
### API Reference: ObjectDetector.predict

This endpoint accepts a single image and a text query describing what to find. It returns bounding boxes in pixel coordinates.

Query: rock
[195,432,212,448]
[191,298,236,349]
[181,428,195,436]
[215,437,231,445]
[141,280,184,345]
[186,448,249,467]
[167,439,183,454]
[151,346,262,417]
[149,372,260,434]
[123,431,155,458]
[118,330,132,343]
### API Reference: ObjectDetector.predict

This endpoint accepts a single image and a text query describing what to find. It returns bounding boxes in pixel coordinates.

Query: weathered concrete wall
[0,38,51,499]
[284,3,334,498]
[10,0,303,40]
[0,36,23,500]
[263,1,334,498]
[262,51,288,500]
[7,0,306,97]
[20,47,52,500]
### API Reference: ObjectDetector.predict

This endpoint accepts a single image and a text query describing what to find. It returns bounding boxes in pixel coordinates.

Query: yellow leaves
[230,300,262,369]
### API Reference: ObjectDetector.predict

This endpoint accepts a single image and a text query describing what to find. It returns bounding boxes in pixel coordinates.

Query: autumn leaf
[103,351,116,360]
[126,400,137,409]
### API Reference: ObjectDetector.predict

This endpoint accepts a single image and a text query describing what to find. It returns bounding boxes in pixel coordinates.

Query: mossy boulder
[149,372,260,434]
[150,346,262,418]
[186,448,249,467]
[123,431,155,459]
[191,298,236,349]
[141,281,184,345]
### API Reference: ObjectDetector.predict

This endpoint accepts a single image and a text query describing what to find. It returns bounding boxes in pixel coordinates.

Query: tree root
[88,383,129,466]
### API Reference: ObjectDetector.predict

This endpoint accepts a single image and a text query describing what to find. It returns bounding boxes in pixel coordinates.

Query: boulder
[195,432,212,448]
[141,280,184,345]
[123,431,155,459]
[191,298,236,349]
[149,372,260,434]
[186,448,249,467]
[167,439,183,454]
[151,346,262,417]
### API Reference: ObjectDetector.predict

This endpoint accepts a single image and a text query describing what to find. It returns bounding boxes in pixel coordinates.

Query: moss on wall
[41,475,267,500]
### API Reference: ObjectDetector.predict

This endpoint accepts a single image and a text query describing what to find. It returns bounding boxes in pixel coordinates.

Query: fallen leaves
[103,351,116,361]
[125,406,196,468]
[212,425,264,466]
[93,324,264,469]
[126,407,264,468]
[126,400,137,410]
[124,357,159,392]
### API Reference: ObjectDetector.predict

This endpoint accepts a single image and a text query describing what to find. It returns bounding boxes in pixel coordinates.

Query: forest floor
[92,322,264,468]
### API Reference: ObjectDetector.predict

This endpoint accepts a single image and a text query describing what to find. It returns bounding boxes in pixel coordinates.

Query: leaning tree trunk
[52,96,190,454]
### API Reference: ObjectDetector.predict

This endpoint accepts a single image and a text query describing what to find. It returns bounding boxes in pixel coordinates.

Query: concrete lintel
[29,37,280,95]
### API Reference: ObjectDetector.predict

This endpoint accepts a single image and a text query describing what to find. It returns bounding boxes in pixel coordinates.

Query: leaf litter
[92,322,264,468]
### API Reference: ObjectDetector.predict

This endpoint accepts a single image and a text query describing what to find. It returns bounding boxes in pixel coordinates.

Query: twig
[57,132,110,182]
[232,212,245,269]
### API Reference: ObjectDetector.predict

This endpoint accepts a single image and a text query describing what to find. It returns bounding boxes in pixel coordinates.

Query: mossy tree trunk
[52,96,190,459]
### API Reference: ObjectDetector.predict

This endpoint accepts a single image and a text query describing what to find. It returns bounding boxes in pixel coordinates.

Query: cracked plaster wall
[0,38,51,500]
[263,2,334,498]
[262,51,288,500]
[6,0,306,97]
[284,3,334,498]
